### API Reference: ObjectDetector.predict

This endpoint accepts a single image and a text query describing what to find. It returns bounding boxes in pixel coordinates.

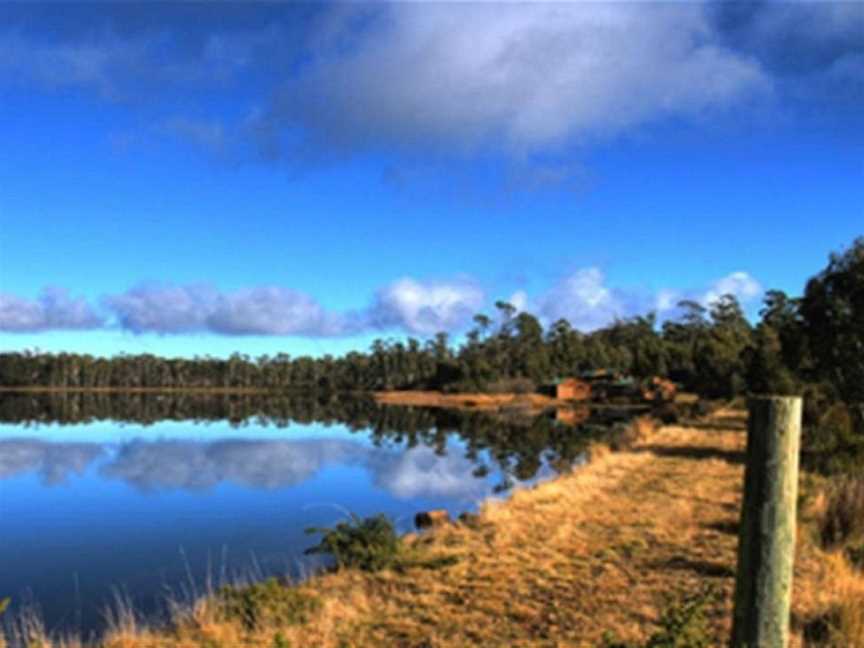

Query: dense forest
[2,237,862,473]
[0,288,817,398]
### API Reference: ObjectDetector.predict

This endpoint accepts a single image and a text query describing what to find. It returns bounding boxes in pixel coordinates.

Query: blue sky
[0,1,861,358]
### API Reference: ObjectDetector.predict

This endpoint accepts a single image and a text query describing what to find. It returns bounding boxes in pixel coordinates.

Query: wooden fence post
[731,396,802,647]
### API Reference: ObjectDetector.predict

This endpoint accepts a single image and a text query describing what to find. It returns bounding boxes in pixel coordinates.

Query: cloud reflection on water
[0,435,501,503]
[0,439,104,485]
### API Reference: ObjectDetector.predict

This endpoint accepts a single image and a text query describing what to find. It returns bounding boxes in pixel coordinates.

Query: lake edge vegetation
[3,237,862,473]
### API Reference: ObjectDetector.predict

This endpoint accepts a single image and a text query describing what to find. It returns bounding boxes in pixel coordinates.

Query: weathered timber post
[731,396,802,648]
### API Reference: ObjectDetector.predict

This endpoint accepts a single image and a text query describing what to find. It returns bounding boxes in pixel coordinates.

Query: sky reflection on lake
[0,418,552,637]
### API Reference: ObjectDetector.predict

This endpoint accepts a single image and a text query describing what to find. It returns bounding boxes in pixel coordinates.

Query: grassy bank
[3,410,860,647]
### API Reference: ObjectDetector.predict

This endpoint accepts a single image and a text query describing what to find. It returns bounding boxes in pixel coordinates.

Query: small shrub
[305,513,458,574]
[216,578,320,630]
[305,513,401,572]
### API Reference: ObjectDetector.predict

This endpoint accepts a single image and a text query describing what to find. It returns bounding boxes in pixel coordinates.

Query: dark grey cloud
[0,287,105,333]
[709,2,863,78]
[0,439,104,485]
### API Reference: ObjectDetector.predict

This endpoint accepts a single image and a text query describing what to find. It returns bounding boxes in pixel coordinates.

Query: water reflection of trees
[0,392,636,488]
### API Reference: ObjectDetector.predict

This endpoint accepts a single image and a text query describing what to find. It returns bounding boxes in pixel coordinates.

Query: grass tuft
[215,578,321,631]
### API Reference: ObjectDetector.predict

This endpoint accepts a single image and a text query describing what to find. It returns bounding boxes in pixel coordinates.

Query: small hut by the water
[554,377,592,401]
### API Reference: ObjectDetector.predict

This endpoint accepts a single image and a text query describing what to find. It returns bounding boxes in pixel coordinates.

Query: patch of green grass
[272,632,291,648]
[216,578,320,630]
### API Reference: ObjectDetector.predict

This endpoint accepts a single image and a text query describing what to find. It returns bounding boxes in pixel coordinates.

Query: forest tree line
[1,238,861,472]
[2,239,860,398]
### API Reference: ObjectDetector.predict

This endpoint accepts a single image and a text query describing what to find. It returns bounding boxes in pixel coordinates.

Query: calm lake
[0,392,633,639]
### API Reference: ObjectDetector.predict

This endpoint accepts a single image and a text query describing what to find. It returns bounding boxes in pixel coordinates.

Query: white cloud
[101,279,485,337]
[254,3,768,160]
[3,3,858,179]
[508,290,529,313]
[368,277,485,335]
[103,283,351,337]
[702,271,763,307]
[0,287,104,332]
[532,267,764,331]
[538,267,632,331]
[2,271,765,338]
[208,287,348,336]
[103,283,217,334]
[655,289,680,313]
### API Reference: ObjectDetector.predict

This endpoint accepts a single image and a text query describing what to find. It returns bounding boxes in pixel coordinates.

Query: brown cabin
[555,378,592,402]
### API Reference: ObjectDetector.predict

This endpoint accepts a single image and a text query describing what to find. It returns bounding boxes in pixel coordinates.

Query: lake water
[0,392,627,639]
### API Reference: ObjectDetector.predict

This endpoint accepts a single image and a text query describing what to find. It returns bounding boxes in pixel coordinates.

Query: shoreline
[5,409,858,647]
[1,386,651,411]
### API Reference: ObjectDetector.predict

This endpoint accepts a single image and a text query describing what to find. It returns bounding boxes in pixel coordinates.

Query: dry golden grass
[6,408,862,647]
[374,389,560,412]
